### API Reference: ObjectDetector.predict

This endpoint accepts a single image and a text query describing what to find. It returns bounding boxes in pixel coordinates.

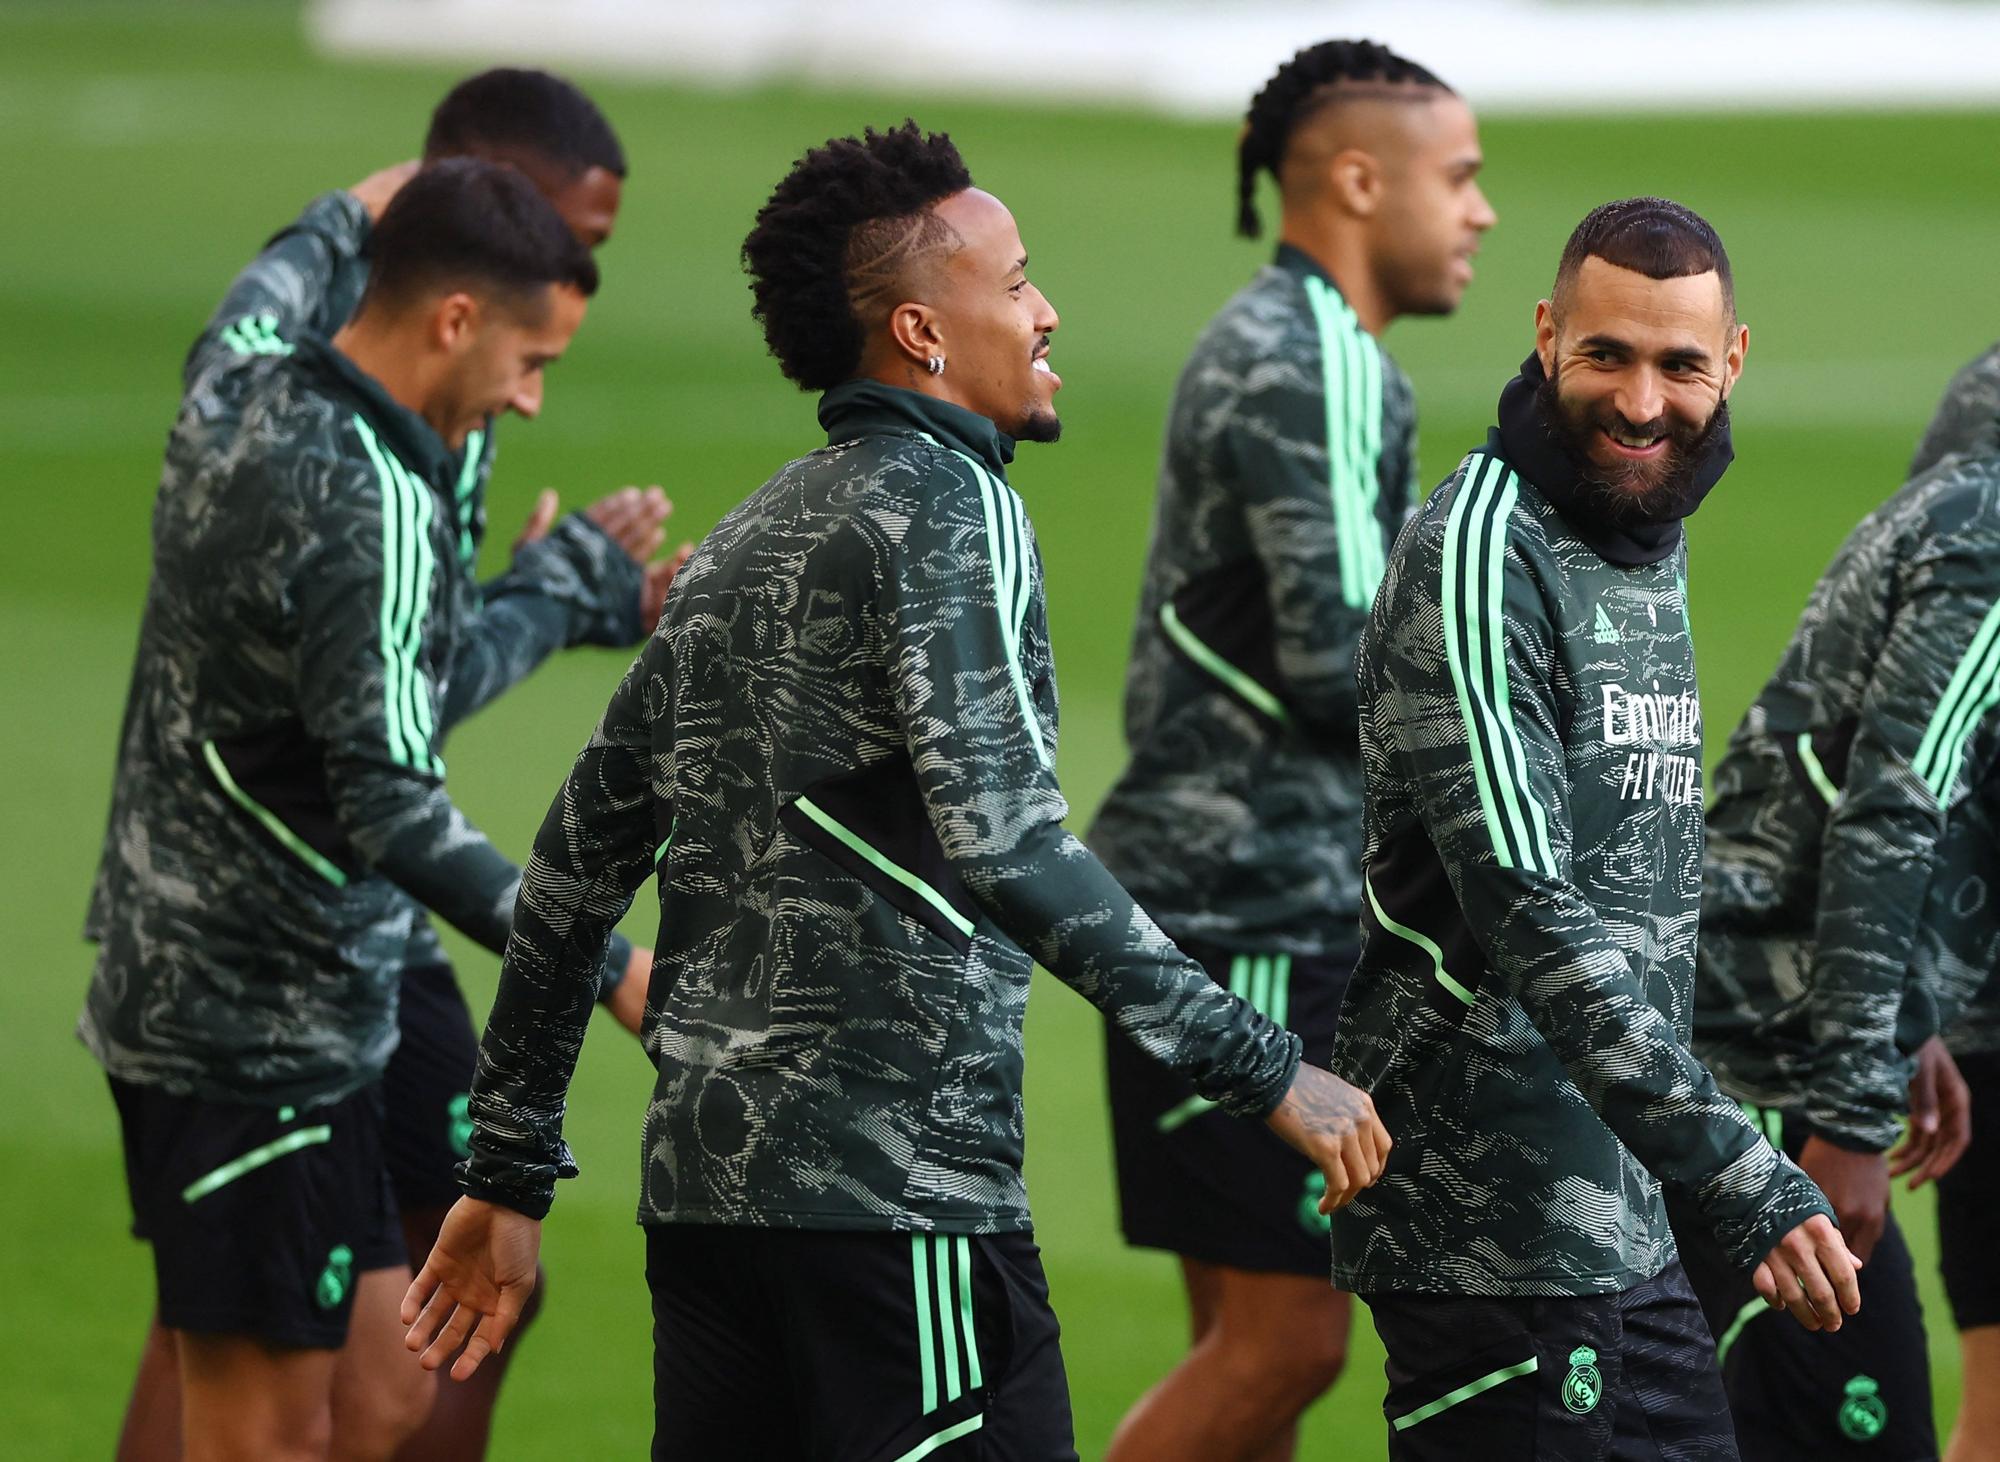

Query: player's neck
[331,319,447,440]
[1276,220,1395,338]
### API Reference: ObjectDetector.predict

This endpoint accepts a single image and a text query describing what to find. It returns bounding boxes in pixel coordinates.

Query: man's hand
[1796,1133,1890,1264]
[349,161,420,222]
[1751,1213,1862,1332]
[607,945,652,1037]
[1889,1035,1972,1189]
[512,488,562,552]
[401,1197,542,1381]
[587,485,671,563]
[1263,1064,1392,1214]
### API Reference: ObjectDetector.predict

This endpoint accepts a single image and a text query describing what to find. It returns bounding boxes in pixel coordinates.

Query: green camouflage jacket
[1091,247,1416,954]
[458,382,1303,1228]
[1698,452,2000,1147]
[80,194,640,1105]
[1331,432,1828,1295]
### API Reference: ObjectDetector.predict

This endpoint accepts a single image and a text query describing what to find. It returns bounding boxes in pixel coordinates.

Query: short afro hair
[741,122,972,392]
[424,67,626,180]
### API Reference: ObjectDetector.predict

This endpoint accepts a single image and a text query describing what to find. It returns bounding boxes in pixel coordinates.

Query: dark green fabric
[1332,433,1827,1295]
[459,384,1302,1226]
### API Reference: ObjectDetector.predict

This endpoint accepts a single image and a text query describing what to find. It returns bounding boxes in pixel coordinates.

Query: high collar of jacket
[292,333,456,487]
[1273,241,1338,290]
[1493,351,1732,567]
[817,378,1015,480]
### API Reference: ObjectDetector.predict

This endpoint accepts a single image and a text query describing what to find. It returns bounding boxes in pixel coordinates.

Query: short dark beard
[1015,406,1062,444]
[1536,366,1724,526]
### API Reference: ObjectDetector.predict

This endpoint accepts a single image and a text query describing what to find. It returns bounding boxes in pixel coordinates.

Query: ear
[885,300,945,375]
[431,292,480,352]
[1326,147,1385,219]
[1719,321,1749,401]
[1533,299,1558,375]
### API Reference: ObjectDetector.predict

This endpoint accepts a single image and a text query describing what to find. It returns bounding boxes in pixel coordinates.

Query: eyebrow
[1577,332,1712,368]
[1012,254,1028,274]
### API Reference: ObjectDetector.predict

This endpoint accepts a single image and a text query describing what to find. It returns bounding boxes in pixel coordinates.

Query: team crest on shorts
[315,1244,354,1310]
[1837,1374,1886,1442]
[1562,1346,1602,1414]
[1297,1171,1332,1235]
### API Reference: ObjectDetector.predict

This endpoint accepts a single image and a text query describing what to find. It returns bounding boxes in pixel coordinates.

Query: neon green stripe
[935,1234,962,1402]
[912,1236,937,1414]
[181,1125,333,1203]
[1715,1294,1769,1365]
[1915,597,2000,797]
[1156,1093,1216,1132]
[385,449,441,772]
[890,1413,985,1462]
[1304,278,1364,609]
[1159,603,1290,722]
[354,416,417,769]
[1367,878,1475,1006]
[793,796,975,938]
[1442,458,1513,866]
[202,741,347,887]
[957,451,1052,770]
[1482,470,1553,873]
[1270,954,1291,1030]
[1928,628,2000,803]
[1795,733,1838,805]
[954,1235,982,1391]
[1391,1355,1537,1431]
[454,429,484,566]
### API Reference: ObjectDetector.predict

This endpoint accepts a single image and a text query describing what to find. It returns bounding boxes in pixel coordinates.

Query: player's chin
[1014,404,1062,444]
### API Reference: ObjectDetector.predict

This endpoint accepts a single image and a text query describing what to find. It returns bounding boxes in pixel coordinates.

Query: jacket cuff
[597,931,635,1003]
[508,513,647,647]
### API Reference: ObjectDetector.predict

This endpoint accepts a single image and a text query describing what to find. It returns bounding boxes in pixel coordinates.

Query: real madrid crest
[1837,1374,1886,1442]
[1562,1345,1602,1415]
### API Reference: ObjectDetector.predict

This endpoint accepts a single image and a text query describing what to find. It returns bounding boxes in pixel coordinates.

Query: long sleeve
[293,453,525,955]
[1801,539,2000,1148]
[885,455,1300,1117]
[458,643,661,1216]
[1389,515,1827,1273]
[1224,364,1373,742]
[441,512,647,732]
[185,191,370,387]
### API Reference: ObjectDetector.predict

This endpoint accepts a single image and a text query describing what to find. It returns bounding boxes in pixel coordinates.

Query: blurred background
[5,2,1998,1455]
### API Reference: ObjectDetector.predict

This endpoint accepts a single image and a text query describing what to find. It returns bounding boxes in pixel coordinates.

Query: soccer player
[1682,345,2000,1454]
[399,122,1392,1460]
[80,161,611,1462]
[1088,40,1493,1461]
[1331,197,1858,1458]
[98,69,677,1462]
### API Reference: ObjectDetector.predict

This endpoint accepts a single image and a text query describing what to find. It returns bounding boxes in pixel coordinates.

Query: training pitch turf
[5,3,1999,1454]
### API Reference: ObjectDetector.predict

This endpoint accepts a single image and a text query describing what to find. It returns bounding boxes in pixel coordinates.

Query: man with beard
[1331,197,1857,1459]
[395,122,1392,1460]
[1090,39,1493,1462]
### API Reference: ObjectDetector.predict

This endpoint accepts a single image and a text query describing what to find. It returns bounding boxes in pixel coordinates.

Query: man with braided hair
[400,122,1392,1460]
[1334,198,1858,1458]
[1090,39,1492,1462]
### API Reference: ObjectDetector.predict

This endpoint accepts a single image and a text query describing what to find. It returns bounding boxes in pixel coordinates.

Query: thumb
[515,488,560,549]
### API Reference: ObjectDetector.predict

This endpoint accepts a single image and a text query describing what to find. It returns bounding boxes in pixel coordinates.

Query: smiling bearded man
[1329,198,1859,1461]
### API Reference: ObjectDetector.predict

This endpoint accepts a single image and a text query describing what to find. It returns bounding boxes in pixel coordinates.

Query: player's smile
[1032,336,1060,390]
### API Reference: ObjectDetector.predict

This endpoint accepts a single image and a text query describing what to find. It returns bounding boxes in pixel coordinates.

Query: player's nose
[509,375,544,420]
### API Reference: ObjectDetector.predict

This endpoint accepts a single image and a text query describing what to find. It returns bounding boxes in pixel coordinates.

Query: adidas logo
[1593,603,1621,645]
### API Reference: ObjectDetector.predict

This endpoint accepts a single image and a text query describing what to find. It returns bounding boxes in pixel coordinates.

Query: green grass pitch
[4,3,1997,1454]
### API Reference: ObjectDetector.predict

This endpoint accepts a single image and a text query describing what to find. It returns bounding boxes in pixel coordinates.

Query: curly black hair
[1237,40,1452,239]
[741,121,972,392]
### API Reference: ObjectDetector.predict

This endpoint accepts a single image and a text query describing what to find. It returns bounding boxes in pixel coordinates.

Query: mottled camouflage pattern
[80,194,642,1106]
[1698,453,2000,1132]
[1910,342,2000,479]
[459,382,1303,1227]
[1332,442,1828,1295]
[1092,247,1416,955]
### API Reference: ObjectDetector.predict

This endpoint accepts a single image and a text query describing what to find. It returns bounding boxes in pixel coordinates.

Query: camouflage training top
[1331,432,1828,1295]
[1091,247,1416,954]
[82,190,647,1066]
[1699,453,2000,1150]
[457,381,1304,1228]
[78,206,641,1105]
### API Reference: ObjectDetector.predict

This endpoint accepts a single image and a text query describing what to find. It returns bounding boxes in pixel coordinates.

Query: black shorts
[381,962,480,1215]
[1364,1261,1736,1460]
[111,1076,404,1349]
[1106,938,1352,1277]
[646,1225,1076,1461]
[1669,1104,1936,1459]
[1937,1047,2000,1331]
